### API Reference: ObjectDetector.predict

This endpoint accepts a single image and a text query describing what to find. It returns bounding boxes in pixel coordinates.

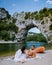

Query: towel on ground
[14,49,41,62]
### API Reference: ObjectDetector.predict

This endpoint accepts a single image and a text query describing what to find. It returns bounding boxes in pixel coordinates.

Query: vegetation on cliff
[0,8,18,41]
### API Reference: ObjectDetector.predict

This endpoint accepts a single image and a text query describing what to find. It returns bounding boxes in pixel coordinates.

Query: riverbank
[44,43,52,50]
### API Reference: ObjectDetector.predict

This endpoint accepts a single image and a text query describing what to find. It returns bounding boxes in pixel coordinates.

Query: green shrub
[49,24,52,30]
[50,18,52,22]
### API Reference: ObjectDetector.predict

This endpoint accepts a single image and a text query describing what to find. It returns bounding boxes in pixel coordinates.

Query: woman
[21,46,36,58]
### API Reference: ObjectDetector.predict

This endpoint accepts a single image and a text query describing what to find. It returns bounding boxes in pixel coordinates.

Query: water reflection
[0,43,25,53]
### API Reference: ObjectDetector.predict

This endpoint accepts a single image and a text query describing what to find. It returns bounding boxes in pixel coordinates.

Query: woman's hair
[21,46,26,53]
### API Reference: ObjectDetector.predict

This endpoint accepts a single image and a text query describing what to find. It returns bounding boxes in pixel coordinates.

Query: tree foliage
[25,8,52,20]
[26,33,46,42]
[0,8,18,41]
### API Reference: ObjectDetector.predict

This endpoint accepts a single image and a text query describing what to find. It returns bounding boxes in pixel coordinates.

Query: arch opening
[25,26,47,49]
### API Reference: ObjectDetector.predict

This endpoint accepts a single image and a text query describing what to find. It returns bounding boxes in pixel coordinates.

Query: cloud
[47,0,52,4]
[12,4,16,7]
[34,0,39,2]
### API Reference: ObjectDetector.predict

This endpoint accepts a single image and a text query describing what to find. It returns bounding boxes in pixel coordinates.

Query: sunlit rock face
[13,12,52,43]
[13,12,25,21]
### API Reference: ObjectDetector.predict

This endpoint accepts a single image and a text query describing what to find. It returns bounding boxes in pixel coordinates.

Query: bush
[50,18,52,22]
[0,31,10,41]
[49,24,52,30]
[41,21,44,24]
[11,34,15,41]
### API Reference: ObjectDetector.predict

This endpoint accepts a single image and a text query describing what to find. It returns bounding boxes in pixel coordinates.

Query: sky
[28,27,41,33]
[0,0,52,15]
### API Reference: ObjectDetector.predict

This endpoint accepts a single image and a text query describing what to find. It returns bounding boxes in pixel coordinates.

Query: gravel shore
[0,50,52,65]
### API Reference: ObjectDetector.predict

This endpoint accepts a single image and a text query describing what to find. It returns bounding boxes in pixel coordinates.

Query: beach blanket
[3,49,41,62]
[14,49,41,62]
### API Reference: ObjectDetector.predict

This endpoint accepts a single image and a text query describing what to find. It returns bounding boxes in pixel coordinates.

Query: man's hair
[21,46,26,53]
[32,45,35,48]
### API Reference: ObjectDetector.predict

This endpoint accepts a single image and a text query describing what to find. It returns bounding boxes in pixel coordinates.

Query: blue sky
[28,27,41,33]
[0,0,52,15]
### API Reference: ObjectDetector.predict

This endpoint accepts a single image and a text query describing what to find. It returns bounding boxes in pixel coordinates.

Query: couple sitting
[21,45,45,58]
[14,45,45,62]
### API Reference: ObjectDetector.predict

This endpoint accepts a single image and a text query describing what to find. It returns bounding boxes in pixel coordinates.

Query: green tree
[11,34,15,41]
[26,33,46,42]
[0,8,18,41]
[25,12,31,19]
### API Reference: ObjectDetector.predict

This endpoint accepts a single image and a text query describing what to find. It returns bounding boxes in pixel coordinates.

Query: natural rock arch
[16,19,52,43]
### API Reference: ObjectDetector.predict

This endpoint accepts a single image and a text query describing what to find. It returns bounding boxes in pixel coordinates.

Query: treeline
[26,33,46,42]
[25,8,52,20]
[25,8,52,30]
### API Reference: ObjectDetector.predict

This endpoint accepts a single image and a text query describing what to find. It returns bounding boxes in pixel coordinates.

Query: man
[30,45,35,51]
[30,45,45,53]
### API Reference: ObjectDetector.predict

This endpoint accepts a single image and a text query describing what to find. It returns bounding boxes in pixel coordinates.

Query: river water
[26,41,46,49]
